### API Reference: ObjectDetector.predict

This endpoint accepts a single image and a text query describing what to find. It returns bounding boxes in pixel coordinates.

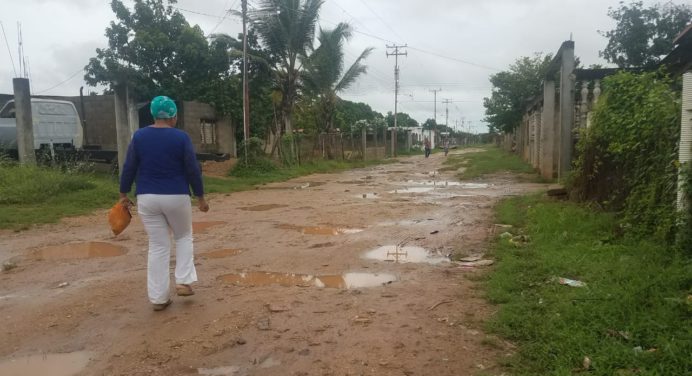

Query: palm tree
[250,0,323,135]
[302,23,373,134]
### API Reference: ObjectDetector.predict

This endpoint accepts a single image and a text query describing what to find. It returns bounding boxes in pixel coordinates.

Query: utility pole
[386,44,407,157]
[442,99,451,146]
[241,0,250,163]
[429,88,442,123]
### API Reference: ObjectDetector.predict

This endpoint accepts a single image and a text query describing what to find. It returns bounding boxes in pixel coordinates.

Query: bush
[230,137,278,177]
[571,70,681,242]
[0,164,96,205]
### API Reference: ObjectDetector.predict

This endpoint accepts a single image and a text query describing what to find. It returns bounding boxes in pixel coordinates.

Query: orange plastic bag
[108,202,132,236]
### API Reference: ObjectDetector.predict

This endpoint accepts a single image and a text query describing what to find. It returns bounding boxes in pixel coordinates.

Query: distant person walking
[443,138,449,157]
[424,138,431,158]
[119,96,209,311]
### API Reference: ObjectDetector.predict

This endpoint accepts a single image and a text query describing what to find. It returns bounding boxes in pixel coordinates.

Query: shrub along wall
[570,70,683,243]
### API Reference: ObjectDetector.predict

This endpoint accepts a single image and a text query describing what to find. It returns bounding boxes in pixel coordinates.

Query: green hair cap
[150,96,177,119]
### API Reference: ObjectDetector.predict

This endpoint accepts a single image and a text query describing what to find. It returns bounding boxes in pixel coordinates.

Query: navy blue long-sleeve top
[119,126,204,197]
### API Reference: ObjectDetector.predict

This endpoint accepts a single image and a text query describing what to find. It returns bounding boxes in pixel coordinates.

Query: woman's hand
[119,193,134,209]
[197,197,209,212]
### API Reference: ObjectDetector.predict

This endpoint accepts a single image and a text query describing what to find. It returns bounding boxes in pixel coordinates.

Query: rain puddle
[217,271,396,289]
[193,221,226,233]
[277,224,363,235]
[30,242,127,261]
[0,351,92,376]
[198,365,243,375]
[404,180,463,186]
[239,204,288,211]
[460,183,490,189]
[363,245,449,264]
[388,187,436,194]
[355,193,379,199]
[200,248,242,259]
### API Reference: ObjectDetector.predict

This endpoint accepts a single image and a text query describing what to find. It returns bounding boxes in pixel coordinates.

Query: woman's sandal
[176,284,194,296]
[152,299,172,311]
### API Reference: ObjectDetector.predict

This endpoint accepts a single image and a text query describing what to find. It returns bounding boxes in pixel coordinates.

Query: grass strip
[485,195,691,375]
[442,145,538,180]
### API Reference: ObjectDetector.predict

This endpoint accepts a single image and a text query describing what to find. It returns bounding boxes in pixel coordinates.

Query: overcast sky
[0,0,670,133]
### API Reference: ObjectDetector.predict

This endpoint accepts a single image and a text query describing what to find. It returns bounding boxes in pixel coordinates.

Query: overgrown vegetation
[0,160,115,229]
[442,145,538,180]
[570,70,682,243]
[486,195,691,375]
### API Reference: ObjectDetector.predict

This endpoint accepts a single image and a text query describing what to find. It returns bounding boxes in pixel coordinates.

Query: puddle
[277,224,363,235]
[377,218,434,226]
[355,193,379,199]
[193,221,226,233]
[30,242,127,260]
[200,248,242,259]
[0,351,92,376]
[217,271,396,289]
[388,187,436,194]
[198,365,243,375]
[363,245,449,264]
[404,180,463,186]
[239,204,288,211]
[460,183,490,189]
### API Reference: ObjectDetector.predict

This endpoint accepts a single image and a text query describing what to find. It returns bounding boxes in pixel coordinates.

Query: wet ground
[0,148,547,375]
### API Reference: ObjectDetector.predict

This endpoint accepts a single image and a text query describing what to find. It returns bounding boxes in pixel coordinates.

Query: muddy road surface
[0,149,546,375]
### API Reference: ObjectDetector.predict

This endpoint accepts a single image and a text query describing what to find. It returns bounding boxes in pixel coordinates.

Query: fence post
[361,127,367,160]
[13,78,36,165]
[541,80,556,180]
[677,72,692,212]
[558,41,575,181]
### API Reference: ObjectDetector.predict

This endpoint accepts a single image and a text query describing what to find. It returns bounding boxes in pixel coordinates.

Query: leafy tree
[483,53,552,133]
[250,0,323,135]
[385,111,419,128]
[334,100,381,133]
[302,23,373,134]
[421,118,437,131]
[599,1,692,68]
[85,0,231,101]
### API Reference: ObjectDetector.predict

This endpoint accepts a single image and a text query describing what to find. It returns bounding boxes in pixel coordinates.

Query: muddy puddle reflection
[277,224,363,235]
[217,271,396,289]
[30,242,127,261]
[200,248,242,259]
[0,351,92,376]
[193,221,226,233]
[363,245,449,264]
[239,204,288,211]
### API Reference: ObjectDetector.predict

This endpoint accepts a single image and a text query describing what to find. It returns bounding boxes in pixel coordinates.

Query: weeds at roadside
[443,146,541,181]
[485,194,691,375]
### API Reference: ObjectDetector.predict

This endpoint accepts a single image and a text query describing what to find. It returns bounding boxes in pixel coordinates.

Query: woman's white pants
[137,194,198,304]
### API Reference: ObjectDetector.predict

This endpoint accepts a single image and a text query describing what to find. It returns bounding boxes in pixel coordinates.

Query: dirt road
[0,149,546,376]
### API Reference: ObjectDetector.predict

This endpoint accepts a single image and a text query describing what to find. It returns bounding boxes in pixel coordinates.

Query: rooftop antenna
[569,32,573,41]
[0,21,17,76]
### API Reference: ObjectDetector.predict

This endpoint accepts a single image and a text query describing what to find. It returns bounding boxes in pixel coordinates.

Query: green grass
[485,195,691,375]
[0,158,394,229]
[442,145,540,180]
[0,164,116,230]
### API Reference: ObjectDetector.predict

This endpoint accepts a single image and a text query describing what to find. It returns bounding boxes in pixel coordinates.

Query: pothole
[355,193,379,199]
[200,249,242,259]
[239,204,288,211]
[0,351,92,376]
[388,187,436,194]
[217,271,396,289]
[193,221,226,234]
[277,224,363,235]
[403,180,463,186]
[30,242,127,261]
[363,245,449,264]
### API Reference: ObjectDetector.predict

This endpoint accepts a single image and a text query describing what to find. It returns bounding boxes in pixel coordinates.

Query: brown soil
[0,149,547,375]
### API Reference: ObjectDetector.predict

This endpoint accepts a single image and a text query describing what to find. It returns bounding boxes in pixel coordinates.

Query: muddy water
[363,245,449,264]
[30,242,127,261]
[199,248,242,259]
[0,351,91,376]
[217,271,396,289]
[192,221,226,234]
[355,193,379,199]
[239,204,288,211]
[277,224,363,235]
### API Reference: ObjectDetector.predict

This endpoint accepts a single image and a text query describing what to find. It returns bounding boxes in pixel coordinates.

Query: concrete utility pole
[241,0,250,162]
[442,98,452,146]
[114,83,130,175]
[12,78,35,164]
[386,44,407,157]
[429,88,442,123]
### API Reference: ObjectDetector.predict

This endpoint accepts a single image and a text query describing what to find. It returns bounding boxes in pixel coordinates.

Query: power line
[209,0,240,35]
[407,46,500,71]
[35,68,83,94]
[356,0,404,43]
[174,6,227,19]
[0,21,17,76]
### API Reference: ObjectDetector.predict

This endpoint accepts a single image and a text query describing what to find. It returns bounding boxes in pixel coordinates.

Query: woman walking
[119,96,209,311]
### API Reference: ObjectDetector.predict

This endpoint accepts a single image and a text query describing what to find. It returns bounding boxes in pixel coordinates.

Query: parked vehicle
[0,98,83,151]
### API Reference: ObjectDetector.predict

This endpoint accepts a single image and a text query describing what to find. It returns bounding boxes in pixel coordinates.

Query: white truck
[0,98,83,151]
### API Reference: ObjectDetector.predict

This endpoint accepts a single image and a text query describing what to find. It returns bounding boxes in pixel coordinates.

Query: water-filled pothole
[200,248,242,259]
[388,187,436,194]
[277,224,363,235]
[0,351,91,376]
[30,242,127,261]
[193,221,226,234]
[363,245,449,264]
[355,193,379,199]
[217,271,396,289]
[239,204,288,211]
